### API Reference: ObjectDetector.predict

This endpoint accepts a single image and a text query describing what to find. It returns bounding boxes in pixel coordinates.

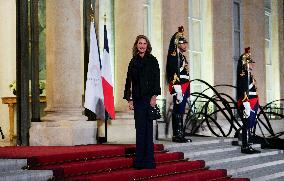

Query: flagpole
[101,13,115,143]
[90,3,95,22]
[90,3,100,142]
[85,2,107,143]
[104,13,108,144]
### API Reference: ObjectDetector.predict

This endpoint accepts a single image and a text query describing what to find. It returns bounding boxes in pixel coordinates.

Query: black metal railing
[163,79,284,140]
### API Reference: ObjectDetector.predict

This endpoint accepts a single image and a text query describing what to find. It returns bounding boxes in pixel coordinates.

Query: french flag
[101,25,115,119]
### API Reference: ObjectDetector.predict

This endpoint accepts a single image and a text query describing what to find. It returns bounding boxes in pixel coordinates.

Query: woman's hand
[128,101,134,110]
[150,95,157,107]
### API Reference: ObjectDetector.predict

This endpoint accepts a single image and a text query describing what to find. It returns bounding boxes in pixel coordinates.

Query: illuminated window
[188,0,203,93]
[143,0,152,39]
[265,0,272,103]
[233,0,241,88]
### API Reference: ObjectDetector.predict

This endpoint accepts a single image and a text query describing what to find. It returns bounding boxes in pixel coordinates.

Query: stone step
[0,170,53,181]
[0,159,27,172]
[185,144,241,158]
[236,162,284,180]
[166,138,263,163]
[166,140,239,154]
[203,147,275,165]
[114,111,134,119]
[185,146,264,164]
[210,150,284,170]
[165,137,235,150]
[162,136,284,180]
[261,175,284,181]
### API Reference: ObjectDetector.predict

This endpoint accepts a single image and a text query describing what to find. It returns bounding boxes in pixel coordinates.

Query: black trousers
[133,97,155,168]
[172,89,189,138]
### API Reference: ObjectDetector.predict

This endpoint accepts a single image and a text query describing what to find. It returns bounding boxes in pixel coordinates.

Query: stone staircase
[163,137,284,181]
[0,159,53,181]
[1,137,283,180]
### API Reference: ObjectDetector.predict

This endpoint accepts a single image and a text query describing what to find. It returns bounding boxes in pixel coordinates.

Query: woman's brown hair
[132,35,152,57]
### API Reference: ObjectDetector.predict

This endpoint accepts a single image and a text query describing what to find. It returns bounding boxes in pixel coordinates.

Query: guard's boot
[241,145,261,154]
[176,114,191,143]
[241,130,260,154]
[171,114,186,143]
[172,114,181,143]
[248,129,261,153]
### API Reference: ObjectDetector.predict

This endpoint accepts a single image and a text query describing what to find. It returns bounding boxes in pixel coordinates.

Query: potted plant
[9,80,46,95]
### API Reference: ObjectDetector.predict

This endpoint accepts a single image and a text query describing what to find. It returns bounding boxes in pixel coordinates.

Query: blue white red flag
[101,25,115,119]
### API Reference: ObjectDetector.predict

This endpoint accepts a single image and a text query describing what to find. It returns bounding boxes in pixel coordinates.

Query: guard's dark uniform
[236,47,261,154]
[166,26,190,143]
[124,53,161,169]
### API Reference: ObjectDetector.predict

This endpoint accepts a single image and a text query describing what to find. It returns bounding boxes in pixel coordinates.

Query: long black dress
[123,53,161,169]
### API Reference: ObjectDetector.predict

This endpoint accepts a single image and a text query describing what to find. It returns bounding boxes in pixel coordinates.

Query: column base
[29,120,97,146]
[106,112,158,144]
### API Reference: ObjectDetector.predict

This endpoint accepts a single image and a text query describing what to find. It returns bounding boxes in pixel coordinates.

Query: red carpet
[0,144,249,181]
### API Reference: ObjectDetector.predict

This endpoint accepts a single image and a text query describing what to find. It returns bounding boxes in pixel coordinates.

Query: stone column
[108,0,160,143]
[279,1,284,100]
[212,0,234,95]
[30,0,97,146]
[162,0,188,111]
[242,0,266,105]
[162,0,188,91]
[114,0,145,112]
[0,1,16,143]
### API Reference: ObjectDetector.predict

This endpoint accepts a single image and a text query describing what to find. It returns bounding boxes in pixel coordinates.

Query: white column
[242,0,266,105]
[114,0,145,112]
[278,1,284,100]
[0,1,16,143]
[212,0,234,96]
[30,0,97,146]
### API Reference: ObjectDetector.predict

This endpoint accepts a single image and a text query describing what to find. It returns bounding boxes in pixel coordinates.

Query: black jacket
[123,53,161,101]
[236,54,258,101]
[166,52,189,84]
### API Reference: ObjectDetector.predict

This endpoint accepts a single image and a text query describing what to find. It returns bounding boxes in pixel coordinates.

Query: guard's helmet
[167,26,188,57]
[242,47,255,66]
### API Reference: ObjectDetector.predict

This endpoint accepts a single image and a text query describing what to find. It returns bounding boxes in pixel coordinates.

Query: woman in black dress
[123,35,161,169]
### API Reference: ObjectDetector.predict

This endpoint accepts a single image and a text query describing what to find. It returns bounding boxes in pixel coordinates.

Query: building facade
[0,0,283,145]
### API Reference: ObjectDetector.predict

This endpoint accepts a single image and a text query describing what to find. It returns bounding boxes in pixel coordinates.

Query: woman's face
[137,38,147,54]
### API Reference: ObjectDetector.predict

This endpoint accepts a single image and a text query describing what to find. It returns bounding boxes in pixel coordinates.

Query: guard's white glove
[173,85,183,104]
[243,101,251,118]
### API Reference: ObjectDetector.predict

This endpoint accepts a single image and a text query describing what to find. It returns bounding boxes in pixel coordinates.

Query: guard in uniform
[237,47,261,154]
[166,26,191,143]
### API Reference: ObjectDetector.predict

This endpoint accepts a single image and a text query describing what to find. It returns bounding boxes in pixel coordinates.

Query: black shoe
[133,165,143,170]
[172,137,189,143]
[134,162,155,170]
[182,137,192,143]
[241,145,261,154]
[172,137,184,143]
[231,140,239,146]
[144,165,156,169]
[172,137,180,142]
